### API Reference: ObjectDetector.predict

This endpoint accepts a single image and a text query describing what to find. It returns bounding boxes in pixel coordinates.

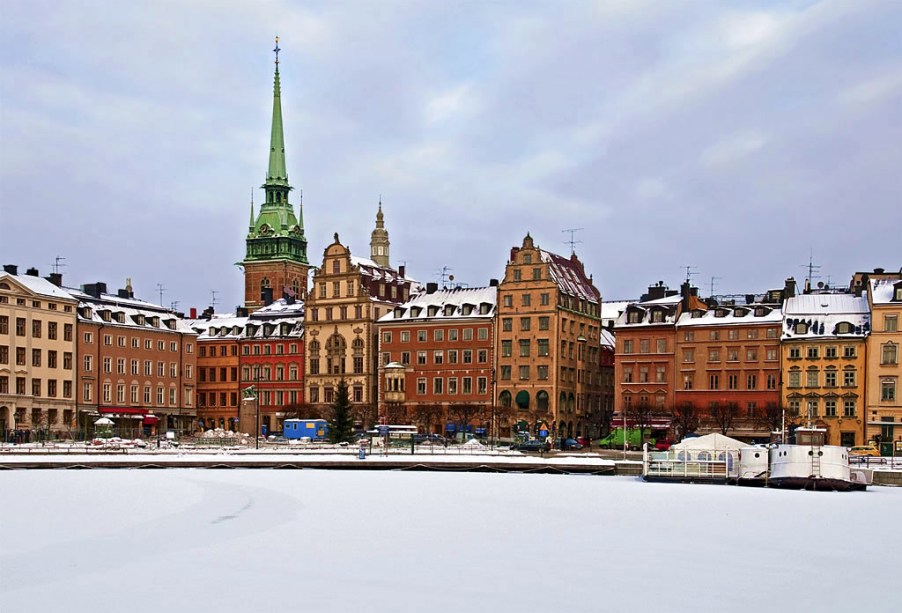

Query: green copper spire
[267,36,288,186]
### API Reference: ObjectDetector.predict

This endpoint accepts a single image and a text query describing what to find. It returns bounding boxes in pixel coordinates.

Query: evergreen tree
[329,378,354,443]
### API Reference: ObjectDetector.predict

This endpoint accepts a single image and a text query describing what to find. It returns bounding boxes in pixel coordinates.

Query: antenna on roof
[156,283,165,306]
[562,228,584,255]
[210,289,219,309]
[170,300,179,312]
[709,276,722,296]
[682,265,698,284]
[435,266,453,288]
[51,256,67,274]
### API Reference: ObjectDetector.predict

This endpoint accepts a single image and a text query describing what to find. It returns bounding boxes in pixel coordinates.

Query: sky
[1,0,900,313]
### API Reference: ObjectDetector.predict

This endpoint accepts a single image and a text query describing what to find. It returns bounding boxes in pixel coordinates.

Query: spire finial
[274,36,280,66]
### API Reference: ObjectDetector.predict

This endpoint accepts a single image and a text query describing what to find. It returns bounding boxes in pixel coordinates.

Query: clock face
[259,224,270,235]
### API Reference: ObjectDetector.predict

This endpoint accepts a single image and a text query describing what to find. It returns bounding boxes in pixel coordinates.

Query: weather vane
[274,36,280,65]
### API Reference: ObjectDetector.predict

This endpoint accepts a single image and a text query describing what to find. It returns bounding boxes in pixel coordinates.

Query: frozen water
[1,470,898,612]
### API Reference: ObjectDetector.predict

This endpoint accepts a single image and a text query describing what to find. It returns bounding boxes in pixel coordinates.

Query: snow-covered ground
[1,470,899,613]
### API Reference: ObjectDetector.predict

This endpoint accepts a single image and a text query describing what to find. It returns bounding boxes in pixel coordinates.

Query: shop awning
[99,407,148,415]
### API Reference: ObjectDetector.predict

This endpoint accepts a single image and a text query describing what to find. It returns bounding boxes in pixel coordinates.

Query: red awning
[99,407,148,415]
[143,416,159,425]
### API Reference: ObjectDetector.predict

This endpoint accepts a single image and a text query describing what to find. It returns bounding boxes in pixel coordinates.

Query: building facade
[72,281,198,438]
[304,232,414,424]
[781,293,870,447]
[865,275,902,454]
[0,268,78,440]
[191,314,243,432]
[495,234,604,440]
[376,284,496,436]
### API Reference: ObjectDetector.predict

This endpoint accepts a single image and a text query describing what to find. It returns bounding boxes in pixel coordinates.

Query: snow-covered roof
[187,305,304,341]
[601,301,629,324]
[677,303,782,327]
[539,250,600,304]
[75,293,193,334]
[378,286,496,322]
[870,278,902,305]
[0,272,78,301]
[66,286,174,313]
[251,298,305,317]
[350,256,415,284]
[600,328,616,349]
[614,297,680,328]
[782,293,870,340]
[671,433,748,451]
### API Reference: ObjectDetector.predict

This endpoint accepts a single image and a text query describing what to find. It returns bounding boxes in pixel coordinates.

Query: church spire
[370,196,390,267]
[266,36,288,186]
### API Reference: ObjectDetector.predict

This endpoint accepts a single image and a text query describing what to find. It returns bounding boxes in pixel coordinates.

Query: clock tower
[243,38,309,311]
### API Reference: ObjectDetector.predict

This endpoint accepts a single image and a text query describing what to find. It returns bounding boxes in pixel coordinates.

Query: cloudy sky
[1,0,900,312]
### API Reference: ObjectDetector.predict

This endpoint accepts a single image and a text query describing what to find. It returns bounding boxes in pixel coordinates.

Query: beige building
[865,275,902,454]
[304,230,414,422]
[781,293,870,447]
[0,268,79,439]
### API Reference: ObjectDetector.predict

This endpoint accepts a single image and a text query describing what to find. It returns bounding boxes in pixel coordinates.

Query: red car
[654,439,674,451]
[576,436,590,448]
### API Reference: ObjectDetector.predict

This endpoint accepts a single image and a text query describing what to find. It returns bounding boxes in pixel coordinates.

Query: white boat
[768,427,855,491]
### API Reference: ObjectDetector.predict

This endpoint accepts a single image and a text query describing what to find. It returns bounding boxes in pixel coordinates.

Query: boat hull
[768,476,853,492]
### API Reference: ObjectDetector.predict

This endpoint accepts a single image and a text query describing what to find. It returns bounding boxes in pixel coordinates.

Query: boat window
[697,451,711,461]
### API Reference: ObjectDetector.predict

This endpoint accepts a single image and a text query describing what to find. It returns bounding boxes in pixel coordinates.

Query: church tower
[370,199,390,267]
[243,38,309,311]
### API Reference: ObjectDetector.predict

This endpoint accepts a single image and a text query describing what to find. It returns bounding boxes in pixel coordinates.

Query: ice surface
[1,470,899,613]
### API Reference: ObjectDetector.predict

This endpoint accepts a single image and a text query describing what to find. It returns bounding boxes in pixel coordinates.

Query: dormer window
[462,304,474,316]
[428,306,439,317]
[479,303,491,315]
[734,309,747,318]
[894,283,902,301]
[410,307,422,318]
[150,317,160,328]
[795,322,808,335]
[209,327,218,337]
[444,305,456,317]
[233,326,241,336]
[651,310,664,323]
[393,307,404,318]
[117,312,126,324]
[691,310,704,319]
[715,309,727,318]
[835,321,853,335]
[754,307,768,317]
[101,310,111,322]
[627,310,642,324]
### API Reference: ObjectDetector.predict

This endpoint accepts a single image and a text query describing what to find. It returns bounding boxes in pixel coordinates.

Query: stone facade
[864,275,902,454]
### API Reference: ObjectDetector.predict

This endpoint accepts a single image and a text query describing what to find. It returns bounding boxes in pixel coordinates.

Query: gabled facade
[495,234,604,440]
[376,284,496,435]
[243,41,308,311]
[0,269,78,439]
[865,273,902,454]
[304,233,414,423]
[191,315,244,432]
[781,292,870,447]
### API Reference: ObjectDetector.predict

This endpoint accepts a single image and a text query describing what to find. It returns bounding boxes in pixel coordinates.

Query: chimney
[189,307,197,319]
[117,289,130,298]
[45,273,63,287]
[82,283,107,299]
[26,267,39,277]
[489,278,499,287]
[398,265,406,278]
[680,281,691,312]
[263,287,274,306]
[426,282,438,294]
[745,294,755,305]
[784,277,796,299]
[202,306,214,320]
[874,268,885,274]
[510,246,520,262]
[237,307,249,318]
[2,264,17,275]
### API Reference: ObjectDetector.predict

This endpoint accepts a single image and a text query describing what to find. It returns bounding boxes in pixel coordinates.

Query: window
[683,374,693,389]
[885,315,898,332]
[537,366,548,380]
[519,365,530,380]
[502,318,512,332]
[521,294,531,307]
[843,346,856,358]
[83,382,92,402]
[882,343,898,365]
[463,328,473,341]
[789,347,801,359]
[639,366,648,383]
[708,349,720,362]
[682,348,694,363]
[806,399,819,418]
[519,339,530,357]
[843,370,856,387]
[382,331,392,344]
[825,399,837,417]
[32,320,42,338]
[417,330,427,342]
[709,330,720,341]
[683,331,694,341]
[807,347,819,359]
[83,331,92,343]
[433,351,444,365]
[417,351,427,365]
[537,339,549,357]
[728,329,738,340]
[64,324,73,341]
[520,317,531,331]
[622,340,633,354]
[462,350,473,363]
[767,374,777,390]
[400,331,410,342]
[433,378,443,394]
[709,374,719,390]
[0,316,7,334]
[825,346,837,358]
[477,349,488,363]
[728,374,739,390]
[825,370,837,387]
[656,339,666,353]
[766,348,778,361]
[83,355,93,372]
[639,339,650,354]
[16,347,25,366]
[747,374,757,390]
[880,380,896,402]
[63,352,72,369]
[746,349,758,361]
[623,366,633,383]
[727,349,739,362]
[806,370,818,387]
[434,329,444,342]
[448,329,458,341]
[500,366,511,380]
[656,366,666,383]
[747,329,759,339]
[503,295,512,308]
[788,371,800,387]
[32,349,41,367]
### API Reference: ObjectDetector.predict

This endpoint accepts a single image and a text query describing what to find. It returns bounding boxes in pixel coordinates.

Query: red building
[377,284,496,437]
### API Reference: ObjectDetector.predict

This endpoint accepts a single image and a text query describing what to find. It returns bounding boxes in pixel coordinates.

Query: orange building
[192,314,242,432]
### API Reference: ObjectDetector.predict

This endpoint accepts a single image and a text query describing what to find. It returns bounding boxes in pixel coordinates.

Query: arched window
[537,390,549,412]
[499,391,512,408]
[260,277,271,301]
[326,333,347,375]
[515,390,530,409]
[352,337,365,356]
[309,340,320,354]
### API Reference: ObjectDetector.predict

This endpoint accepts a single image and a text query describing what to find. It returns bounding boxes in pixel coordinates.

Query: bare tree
[448,403,488,439]
[384,403,410,425]
[627,401,654,442]
[709,401,740,436]
[411,403,445,434]
[350,404,378,431]
[282,402,321,420]
[671,402,700,441]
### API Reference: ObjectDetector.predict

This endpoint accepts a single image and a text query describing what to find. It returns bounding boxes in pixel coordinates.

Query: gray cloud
[1,0,900,311]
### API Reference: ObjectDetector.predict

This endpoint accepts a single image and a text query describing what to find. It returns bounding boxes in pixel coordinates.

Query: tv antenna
[156,283,165,306]
[682,265,698,284]
[435,266,453,288]
[170,300,180,312]
[562,228,584,254]
[709,276,722,296]
[800,250,821,284]
[51,256,67,274]
[210,289,219,309]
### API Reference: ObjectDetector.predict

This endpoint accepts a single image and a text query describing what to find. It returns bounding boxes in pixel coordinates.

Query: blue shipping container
[283,419,329,441]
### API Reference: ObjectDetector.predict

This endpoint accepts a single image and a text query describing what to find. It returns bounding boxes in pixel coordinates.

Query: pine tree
[329,378,354,443]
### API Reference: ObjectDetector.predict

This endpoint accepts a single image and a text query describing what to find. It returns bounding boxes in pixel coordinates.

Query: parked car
[849,445,881,457]
[576,436,590,448]
[511,440,546,452]
[560,438,582,450]
[654,439,674,451]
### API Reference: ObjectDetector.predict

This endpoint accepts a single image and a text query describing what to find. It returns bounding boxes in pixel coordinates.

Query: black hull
[768,476,852,492]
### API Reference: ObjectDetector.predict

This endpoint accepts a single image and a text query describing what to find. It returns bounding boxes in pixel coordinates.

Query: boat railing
[643,448,737,480]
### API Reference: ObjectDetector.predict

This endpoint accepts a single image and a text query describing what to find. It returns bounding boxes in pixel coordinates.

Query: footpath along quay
[0,446,643,475]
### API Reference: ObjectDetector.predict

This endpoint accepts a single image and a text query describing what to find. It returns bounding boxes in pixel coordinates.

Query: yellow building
[304,229,414,422]
[781,293,869,447]
[865,276,902,455]
[0,268,79,438]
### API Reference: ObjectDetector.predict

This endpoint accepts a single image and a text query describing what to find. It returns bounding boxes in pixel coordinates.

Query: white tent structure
[671,433,747,451]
